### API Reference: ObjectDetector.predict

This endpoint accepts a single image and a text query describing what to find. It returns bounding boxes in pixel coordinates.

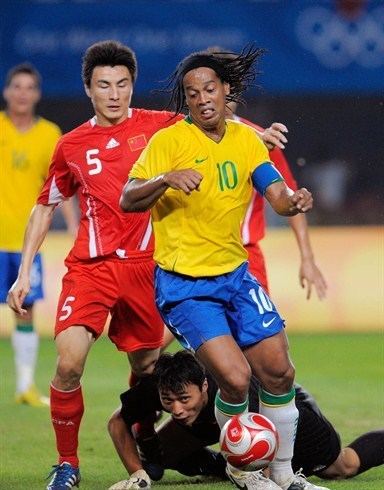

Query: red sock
[50,384,84,468]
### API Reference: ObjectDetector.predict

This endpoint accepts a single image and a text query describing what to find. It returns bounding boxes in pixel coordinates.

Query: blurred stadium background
[0,0,383,334]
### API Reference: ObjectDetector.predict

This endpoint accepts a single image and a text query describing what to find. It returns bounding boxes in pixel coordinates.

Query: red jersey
[237,116,298,245]
[38,108,179,260]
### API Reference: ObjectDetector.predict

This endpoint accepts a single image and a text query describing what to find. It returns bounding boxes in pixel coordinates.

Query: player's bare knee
[321,448,359,479]
[220,366,251,400]
[128,348,160,377]
[276,366,295,393]
[137,363,153,377]
[55,361,83,389]
[131,357,157,377]
[263,363,295,394]
[338,448,360,477]
[283,363,295,388]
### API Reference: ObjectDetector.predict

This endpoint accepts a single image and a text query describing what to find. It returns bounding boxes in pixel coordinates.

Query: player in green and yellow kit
[1,63,77,406]
[119,47,326,490]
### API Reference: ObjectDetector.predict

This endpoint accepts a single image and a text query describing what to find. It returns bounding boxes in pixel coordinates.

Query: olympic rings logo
[295,6,384,69]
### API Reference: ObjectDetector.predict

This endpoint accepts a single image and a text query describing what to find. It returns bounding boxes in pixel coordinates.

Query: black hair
[154,351,206,394]
[81,40,137,87]
[5,63,41,89]
[164,44,265,115]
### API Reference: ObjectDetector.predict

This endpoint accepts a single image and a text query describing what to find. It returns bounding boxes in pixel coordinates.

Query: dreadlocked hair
[163,44,265,116]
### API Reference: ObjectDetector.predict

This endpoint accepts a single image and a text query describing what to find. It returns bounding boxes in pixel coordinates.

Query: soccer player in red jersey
[235,115,327,298]
[6,41,293,489]
[6,40,185,490]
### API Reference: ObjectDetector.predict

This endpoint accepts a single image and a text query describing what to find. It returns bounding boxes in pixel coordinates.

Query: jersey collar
[90,108,134,127]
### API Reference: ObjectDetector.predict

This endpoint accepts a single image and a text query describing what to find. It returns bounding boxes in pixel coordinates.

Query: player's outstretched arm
[7,203,55,315]
[107,409,152,489]
[120,169,203,212]
[108,409,145,474]
[288,214,327,300]
[265,181,313,217]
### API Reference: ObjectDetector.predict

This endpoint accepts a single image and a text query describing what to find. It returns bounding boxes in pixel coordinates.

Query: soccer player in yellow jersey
[120,47,327,490]
[1,63,77,407]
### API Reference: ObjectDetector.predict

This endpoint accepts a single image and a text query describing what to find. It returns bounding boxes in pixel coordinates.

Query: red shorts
[244,242,269,293]
[55,252,163,352]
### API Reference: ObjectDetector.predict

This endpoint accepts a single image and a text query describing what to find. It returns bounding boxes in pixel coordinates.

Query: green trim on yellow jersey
[130,118,271,277]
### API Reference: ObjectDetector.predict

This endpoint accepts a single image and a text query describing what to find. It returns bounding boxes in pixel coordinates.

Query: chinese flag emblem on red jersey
[128,134,147,152]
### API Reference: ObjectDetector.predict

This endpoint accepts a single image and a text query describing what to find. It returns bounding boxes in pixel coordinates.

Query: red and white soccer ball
[219,412,279,471]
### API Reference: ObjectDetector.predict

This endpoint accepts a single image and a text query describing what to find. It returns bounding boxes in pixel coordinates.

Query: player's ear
[34,87,41,105]
[84,84,91,98]
[224,82,230,97]
[202,378,208,394]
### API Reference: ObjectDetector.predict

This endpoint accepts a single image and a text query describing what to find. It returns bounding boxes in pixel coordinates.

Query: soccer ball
[219,412,279,471]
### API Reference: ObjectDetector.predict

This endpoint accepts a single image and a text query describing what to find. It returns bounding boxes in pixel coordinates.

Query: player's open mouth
[200,108,215,119]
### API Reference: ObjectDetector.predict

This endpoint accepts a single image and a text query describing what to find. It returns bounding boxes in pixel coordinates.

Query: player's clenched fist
[162,169,203,195]
[289,187,313,213]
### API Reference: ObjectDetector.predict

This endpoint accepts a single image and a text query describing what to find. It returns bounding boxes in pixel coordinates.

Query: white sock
[259,389,298,489]
[214,390,248,429]
[11,330,38,393]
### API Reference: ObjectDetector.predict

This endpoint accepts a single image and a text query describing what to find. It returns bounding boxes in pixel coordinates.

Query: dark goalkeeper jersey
[121,372,265,442]
[119,372,341,476]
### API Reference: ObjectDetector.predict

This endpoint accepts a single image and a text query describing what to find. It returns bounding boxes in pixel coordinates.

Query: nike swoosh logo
[195,157,208,164]
[262,317,276,328]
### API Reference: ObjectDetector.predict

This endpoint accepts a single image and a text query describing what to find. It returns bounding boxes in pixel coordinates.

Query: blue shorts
[155,262,284,352]
[0,251,44,305]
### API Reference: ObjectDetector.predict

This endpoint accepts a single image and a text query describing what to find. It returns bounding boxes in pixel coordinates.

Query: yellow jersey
[0,111,61,251]
[130,117,271,276]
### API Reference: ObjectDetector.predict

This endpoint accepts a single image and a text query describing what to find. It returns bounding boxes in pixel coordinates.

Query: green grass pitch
[1,332,383,489]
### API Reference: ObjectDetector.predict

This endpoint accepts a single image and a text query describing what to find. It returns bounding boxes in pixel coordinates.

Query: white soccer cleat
[226,463,281,489]
[108,469,151,489]
[285,469,330,490]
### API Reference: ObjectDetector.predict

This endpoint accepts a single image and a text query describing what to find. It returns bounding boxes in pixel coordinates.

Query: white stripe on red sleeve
[48,175,66,204]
